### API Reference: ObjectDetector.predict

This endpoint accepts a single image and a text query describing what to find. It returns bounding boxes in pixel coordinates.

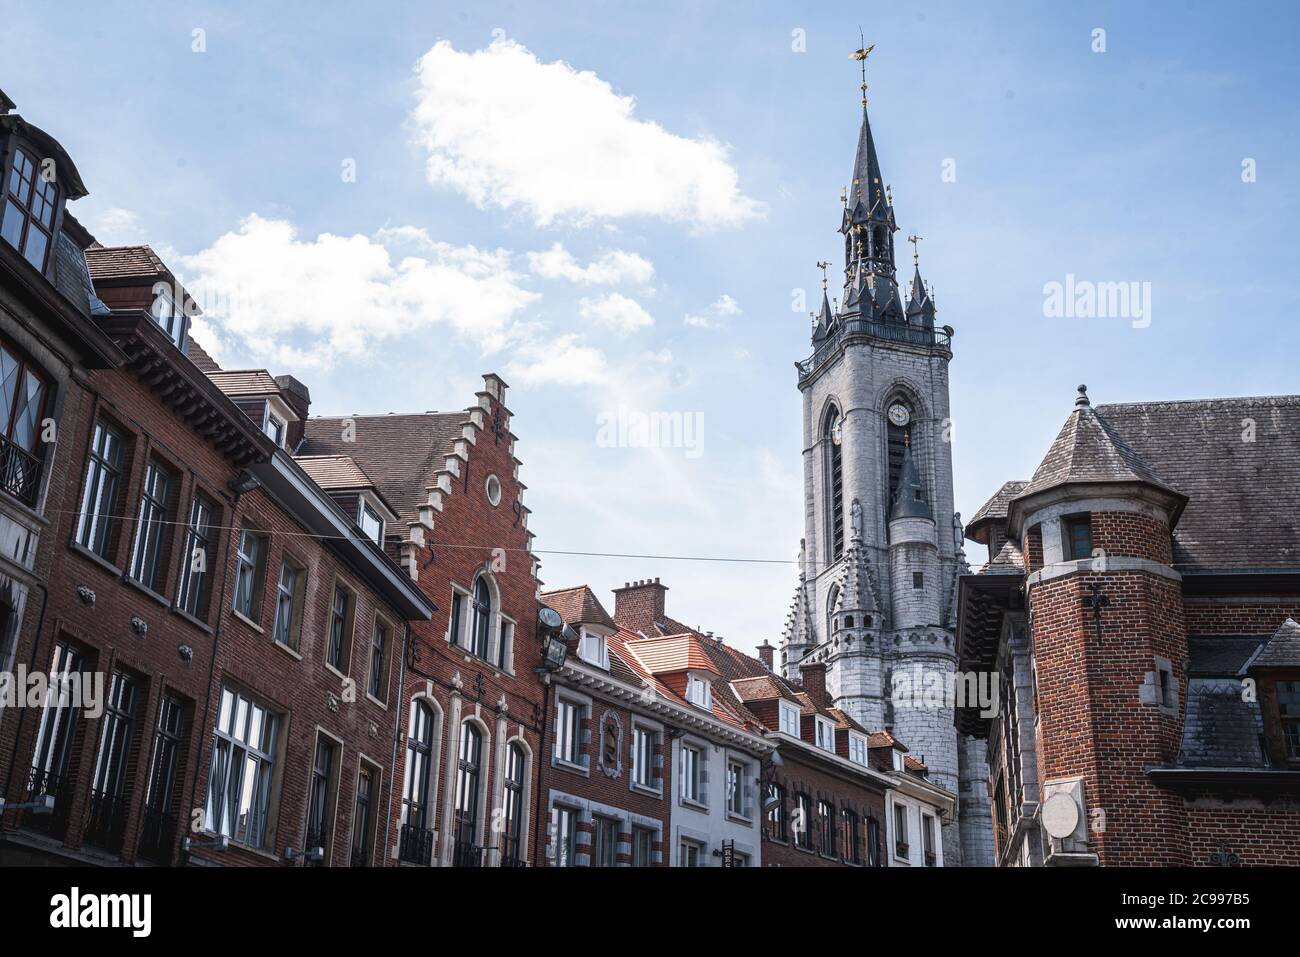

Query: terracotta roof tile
[623,634,719,675]
[84,244,167,280]
[294,454,377,491]
[207,369,281,397]
[541,585,616,630]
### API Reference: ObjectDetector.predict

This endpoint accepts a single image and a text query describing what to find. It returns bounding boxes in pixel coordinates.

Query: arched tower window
[470,575,492,659]
[885,398,914,511]
[823,407,844,563]
[826,584,840,640]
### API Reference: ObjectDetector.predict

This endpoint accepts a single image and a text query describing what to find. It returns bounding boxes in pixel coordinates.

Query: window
[272,556,305,650]
[823,406,844,562]
[485,473,502,506]
[867,816,882,866]
[766,783,787,841]
[368,618,389,701]
[2,146,58,270]
[326,585,354,671]
[593,816,619,867]
[1065,515,1092,561]
[448,589,466,646]
[1278,680,1300,761]
[452,723,482,865]
[358,500,383,546]
[631,826,654,867]
[399,701,435,864]
[351,765,375,867]
[578,628,608,668]
[912,571,924,589]
[469,576,491,659]
[922,813,937,866]
[844,809,861,864]
[149,289,187,350]
[779,700,800,736]
[128,459,173,590]
[818,800,836,855]
[680,744,702,803]
[552,806,577,867]
[894,803,910,858]
[687,674,712,710]
[262,408,285,447]
[679,839,702,868]
[497,619,514,672]
[632,725,657,789]
[27,641,88,836]
[231,528,267,620]
[815,715,836,752]
[826,584,839,640]
[305,735,339,864]
[205,687,280,849]
[794,792,812,849]
[140,693,185,863]
[726,760,746,816]
[501,743,526,865]
[85,669,139,851]
[886,399,913,506]
[849,732,869,766]
[892,748,906,771]
[76,420,125,559]
[0,340,49,504]
[176,494,215,619]
[555,698,582,765]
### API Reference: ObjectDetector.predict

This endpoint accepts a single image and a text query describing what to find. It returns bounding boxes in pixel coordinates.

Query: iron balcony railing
[350,845,370,867]
[84,789,128,853]
[498,836,528,868]
[397,822,434,866]
[138,806,177,864]
[451,837,483,868]
[796,317,951,379]
[0,434,42,507]
[23,768,71,839]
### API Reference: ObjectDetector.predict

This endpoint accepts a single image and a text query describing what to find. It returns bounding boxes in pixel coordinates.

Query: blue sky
[6,1,1298,651]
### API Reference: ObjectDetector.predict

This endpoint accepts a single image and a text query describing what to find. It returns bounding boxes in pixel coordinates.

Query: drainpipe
[381,621,410,866]
[530,673,552,866]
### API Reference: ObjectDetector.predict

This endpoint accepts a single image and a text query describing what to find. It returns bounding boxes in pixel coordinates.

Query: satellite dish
[1041,792,1080,839]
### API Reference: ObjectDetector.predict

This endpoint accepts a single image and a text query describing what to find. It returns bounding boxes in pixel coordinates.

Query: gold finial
[816,261,830,290]
[907,234,923,267]
[840,185,847,205]
[850,32,874,107]
[886,184,894,205]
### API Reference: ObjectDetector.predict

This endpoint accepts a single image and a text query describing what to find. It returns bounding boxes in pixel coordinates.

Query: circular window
[485,473,502,507]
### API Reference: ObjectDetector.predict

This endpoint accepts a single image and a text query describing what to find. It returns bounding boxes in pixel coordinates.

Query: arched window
[823,407,844,563]
[470,576,492,659]
[886,398,914,509]
[399,701,435,865]
[501,743,526,865]
[453,722,483,866]
[826,584,840,641]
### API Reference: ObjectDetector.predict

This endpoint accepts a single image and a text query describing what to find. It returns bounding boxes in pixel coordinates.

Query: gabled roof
[1243,618,1300,671]
[541,585,617,631]
[868,730,907,752]
[978,539,1025,576]
[966,480,1027,543]
[301,412,468,522]
[604,629,749,732]
[623,634,719,676]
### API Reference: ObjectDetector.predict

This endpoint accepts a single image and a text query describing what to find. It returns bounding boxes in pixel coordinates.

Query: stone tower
[779,56,990,866]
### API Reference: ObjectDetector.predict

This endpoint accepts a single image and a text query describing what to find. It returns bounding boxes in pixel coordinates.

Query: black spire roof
[890,440,931,520]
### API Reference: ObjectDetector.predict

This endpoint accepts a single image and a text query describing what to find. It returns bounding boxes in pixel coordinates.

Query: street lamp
[536,606,574,674]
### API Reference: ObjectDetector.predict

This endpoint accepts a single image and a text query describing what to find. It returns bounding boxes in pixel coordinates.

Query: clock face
[888,404,911,427]
[830,420,843,446]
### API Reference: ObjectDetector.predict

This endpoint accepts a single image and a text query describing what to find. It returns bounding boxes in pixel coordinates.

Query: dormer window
[150,288,188,350]
[849,732,869,766]
[358,500,384,547]
[815,715,836,752]
[577,628,608,669]
[778,700,800,736]
[263,408,286,448]
[892,749,906,772]
[1,146,58,271]
[686,674,712,710]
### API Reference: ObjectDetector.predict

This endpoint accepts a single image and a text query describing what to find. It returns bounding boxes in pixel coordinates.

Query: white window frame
[686,674,712,710]
[357,499,384,546]
[577,627,608,669]
[554,695,587,769]
[679,742,703,804]
[778,700,800,736]
[630,722,660,793]
[849,731,869,766]
[815,715,836,752]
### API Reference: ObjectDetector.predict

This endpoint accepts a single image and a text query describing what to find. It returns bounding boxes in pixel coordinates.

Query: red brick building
[302,375,545,867]
[958,385,1300,866]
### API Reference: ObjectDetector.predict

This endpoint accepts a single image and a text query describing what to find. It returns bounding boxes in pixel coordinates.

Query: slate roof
[1178,678,1267,768]
[1187,637,1265,676]
[540,585,617,631]
[301,412,468,522]
[1093,396,1300,570]
[1244,618,1300,670]
[207,369,281,398]
[979,539,1025,576]
[966,480,1027,540]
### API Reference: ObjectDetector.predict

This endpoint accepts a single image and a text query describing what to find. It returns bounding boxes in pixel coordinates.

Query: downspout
[382,621,410,865]
[530,673,552,866]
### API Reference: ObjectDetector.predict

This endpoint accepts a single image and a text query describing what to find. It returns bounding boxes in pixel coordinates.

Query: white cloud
[410,38,764,228]
[505,333,608,388]
[89,207,145,245]
[527,242,654,285]
[684,294,742,328]
[579,292,654,333]
[175,214,539,369]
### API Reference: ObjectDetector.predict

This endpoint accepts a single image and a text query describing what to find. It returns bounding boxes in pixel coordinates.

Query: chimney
[612,578,668,632]
[274,375,311,450]
[799,661,827,702]
[757,640,775,672]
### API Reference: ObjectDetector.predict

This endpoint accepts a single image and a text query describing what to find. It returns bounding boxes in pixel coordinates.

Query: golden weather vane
[907,234,923,267]
[850,32,874,107]
[816,261,830,290]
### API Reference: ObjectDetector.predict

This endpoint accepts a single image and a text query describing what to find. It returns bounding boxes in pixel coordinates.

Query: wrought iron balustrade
[0,434,42,507]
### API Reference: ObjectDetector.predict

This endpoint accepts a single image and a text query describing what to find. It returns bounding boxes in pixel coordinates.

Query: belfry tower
[778,45,991,866]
